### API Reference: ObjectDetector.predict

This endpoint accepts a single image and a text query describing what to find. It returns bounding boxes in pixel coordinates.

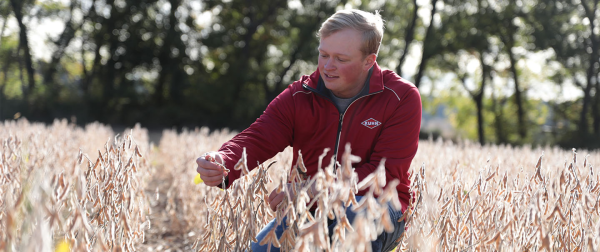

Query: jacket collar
[303,62,384,95]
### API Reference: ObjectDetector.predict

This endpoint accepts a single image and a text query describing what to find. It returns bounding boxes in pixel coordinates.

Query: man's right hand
[196,152,228,187]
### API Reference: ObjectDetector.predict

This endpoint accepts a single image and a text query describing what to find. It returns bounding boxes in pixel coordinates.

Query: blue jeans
[251,196,405,252]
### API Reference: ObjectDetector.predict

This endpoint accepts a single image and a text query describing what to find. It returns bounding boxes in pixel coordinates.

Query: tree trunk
[103,44,117,107]
[101,0,117,107]
[154,0,183,106]
[580,0,599,137]
[169,33,188,104]
[81,40,89,93]
[501,0,526,140]
[43,0,80,99]
[459,54,487,146]
[578,78,593,136]
[413,0,439,88]
[491,88,508,144]
[475,92,485,145]
[10,0,36,98]
[81,0,100,97]
[396,0,419,77]
[474,52,489,145]
[84,38,102,95]
[594,72,600,135]
[17,45,26,96]
[507,45,526,139]
[0,50,11,121]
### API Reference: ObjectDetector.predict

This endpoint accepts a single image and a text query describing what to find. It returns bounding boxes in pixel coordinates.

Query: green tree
[434,0,499,145]
[526,0,599,142]
[199,0,350,126]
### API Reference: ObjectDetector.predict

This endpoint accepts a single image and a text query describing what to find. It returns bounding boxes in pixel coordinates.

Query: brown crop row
[2,121,599,251]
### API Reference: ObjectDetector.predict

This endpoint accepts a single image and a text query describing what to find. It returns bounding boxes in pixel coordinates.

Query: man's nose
[324,58,335,70]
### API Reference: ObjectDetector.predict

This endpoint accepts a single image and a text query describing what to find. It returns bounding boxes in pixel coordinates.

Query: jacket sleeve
[217,85,296,188]
[353,85,421,212]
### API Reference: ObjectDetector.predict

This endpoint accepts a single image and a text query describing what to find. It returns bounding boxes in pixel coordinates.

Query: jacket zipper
[332,91,382,170]
[303,83,382,170]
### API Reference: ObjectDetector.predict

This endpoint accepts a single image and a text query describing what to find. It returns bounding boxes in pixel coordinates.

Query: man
[196,9,421,252]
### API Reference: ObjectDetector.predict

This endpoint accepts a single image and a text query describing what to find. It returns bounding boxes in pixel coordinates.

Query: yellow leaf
[194,174,203,185]
[55,240,70,252]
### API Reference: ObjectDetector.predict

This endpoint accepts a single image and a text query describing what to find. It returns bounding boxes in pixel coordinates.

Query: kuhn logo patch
[361,118,381,129]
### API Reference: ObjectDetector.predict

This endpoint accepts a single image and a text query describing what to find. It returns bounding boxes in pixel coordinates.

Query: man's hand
[196,152,228,187]
[268,186,288,212]
[267,182,319,212]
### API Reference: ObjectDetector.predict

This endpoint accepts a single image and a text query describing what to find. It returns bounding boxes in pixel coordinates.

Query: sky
[4,13,65,61]
[0,0,584,102]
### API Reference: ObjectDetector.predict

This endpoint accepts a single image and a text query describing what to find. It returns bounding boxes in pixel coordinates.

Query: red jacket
[218,63,421,213]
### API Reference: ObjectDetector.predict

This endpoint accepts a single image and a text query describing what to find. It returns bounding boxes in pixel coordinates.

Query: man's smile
[324,73,339,79]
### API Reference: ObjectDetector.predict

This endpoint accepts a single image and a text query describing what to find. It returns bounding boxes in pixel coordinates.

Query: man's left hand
[267,183,295,212]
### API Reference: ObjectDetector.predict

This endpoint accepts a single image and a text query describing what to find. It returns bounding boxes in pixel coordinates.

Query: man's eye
[320,54,329,58]
[337,58,347,62]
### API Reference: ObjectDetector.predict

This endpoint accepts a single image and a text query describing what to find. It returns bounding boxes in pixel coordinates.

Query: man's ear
[364,53,377,70]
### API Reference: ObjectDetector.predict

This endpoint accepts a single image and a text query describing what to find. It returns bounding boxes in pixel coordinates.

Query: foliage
[0,0,599,148]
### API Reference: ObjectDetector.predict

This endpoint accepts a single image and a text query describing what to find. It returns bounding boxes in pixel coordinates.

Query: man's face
[318,28,375,98]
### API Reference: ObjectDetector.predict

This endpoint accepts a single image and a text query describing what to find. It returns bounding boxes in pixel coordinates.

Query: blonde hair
[318,9,384,56]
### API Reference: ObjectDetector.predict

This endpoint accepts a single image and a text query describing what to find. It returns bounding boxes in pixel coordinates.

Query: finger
[196,157,223,170]
[197,166,225,177]
[197,169,226,180]
[213,153,224,164]
[196,156,206,166]
[204,180,223,187]
[203,152,224,164]
[269,194,284,212]
[197,159,226,173]
[268,188,279,202]
[198,173,224,182]
[201,175,225,186]
[269,192,285,211]
[196,156,217,167]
